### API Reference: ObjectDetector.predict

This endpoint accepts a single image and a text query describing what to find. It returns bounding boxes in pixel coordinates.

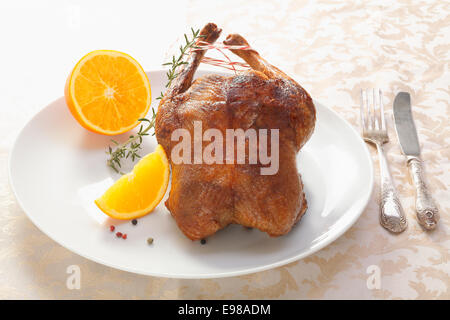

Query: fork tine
[359,89,366,132]
[359,88,389,144]
[368,89,374,130]
[379,89,386,131]
[372,88,379,130]
[365,89,372,130]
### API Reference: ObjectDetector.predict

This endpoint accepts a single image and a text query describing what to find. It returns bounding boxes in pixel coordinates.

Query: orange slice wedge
[65,50,151,135]
[95,145,170,220]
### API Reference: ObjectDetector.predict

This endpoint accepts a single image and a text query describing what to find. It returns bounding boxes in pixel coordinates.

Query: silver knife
[393,92,439,230]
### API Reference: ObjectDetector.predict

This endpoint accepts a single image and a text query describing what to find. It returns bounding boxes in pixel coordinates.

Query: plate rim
[8,69,374,279]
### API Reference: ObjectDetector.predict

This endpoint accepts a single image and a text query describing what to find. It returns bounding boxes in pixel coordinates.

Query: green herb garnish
[106,109,156,174]
[106,27,201,172]
[156,27,203,100]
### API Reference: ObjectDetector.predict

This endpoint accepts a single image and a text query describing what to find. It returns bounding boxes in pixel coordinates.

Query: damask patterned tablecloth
[0,0,448,299]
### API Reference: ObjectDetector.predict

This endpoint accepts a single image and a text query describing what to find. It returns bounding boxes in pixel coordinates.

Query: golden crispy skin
[155,23,315,240]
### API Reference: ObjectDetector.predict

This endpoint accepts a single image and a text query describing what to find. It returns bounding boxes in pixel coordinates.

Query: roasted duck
[155,23,316,240]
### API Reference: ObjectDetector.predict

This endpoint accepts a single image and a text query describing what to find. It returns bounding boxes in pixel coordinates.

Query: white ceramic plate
[9,70,373,279]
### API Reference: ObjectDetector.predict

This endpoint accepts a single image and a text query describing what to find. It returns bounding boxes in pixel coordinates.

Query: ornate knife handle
[377,144,407,233]
[407,156,439,230]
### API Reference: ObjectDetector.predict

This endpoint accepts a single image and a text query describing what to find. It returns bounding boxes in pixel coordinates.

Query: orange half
[65,50,151,135]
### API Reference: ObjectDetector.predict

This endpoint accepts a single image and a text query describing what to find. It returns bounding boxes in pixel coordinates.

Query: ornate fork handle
[407,156,439,230]
[376,143,407,233]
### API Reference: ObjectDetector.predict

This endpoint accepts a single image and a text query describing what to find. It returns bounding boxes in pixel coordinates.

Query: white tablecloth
[0,0,448,299]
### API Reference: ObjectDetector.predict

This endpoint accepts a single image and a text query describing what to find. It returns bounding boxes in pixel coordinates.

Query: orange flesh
[65,50,151,135]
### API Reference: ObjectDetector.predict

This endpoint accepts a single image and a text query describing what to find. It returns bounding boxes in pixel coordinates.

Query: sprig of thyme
[105,27,202,172]
[106,108,156,174]
[156,27,204,100]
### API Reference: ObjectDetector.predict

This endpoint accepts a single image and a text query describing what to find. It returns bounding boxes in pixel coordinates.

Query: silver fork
[360,89,407,233]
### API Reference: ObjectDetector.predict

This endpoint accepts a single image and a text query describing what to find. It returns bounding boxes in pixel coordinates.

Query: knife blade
[393,92,420,156]
[393,92,439,230]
